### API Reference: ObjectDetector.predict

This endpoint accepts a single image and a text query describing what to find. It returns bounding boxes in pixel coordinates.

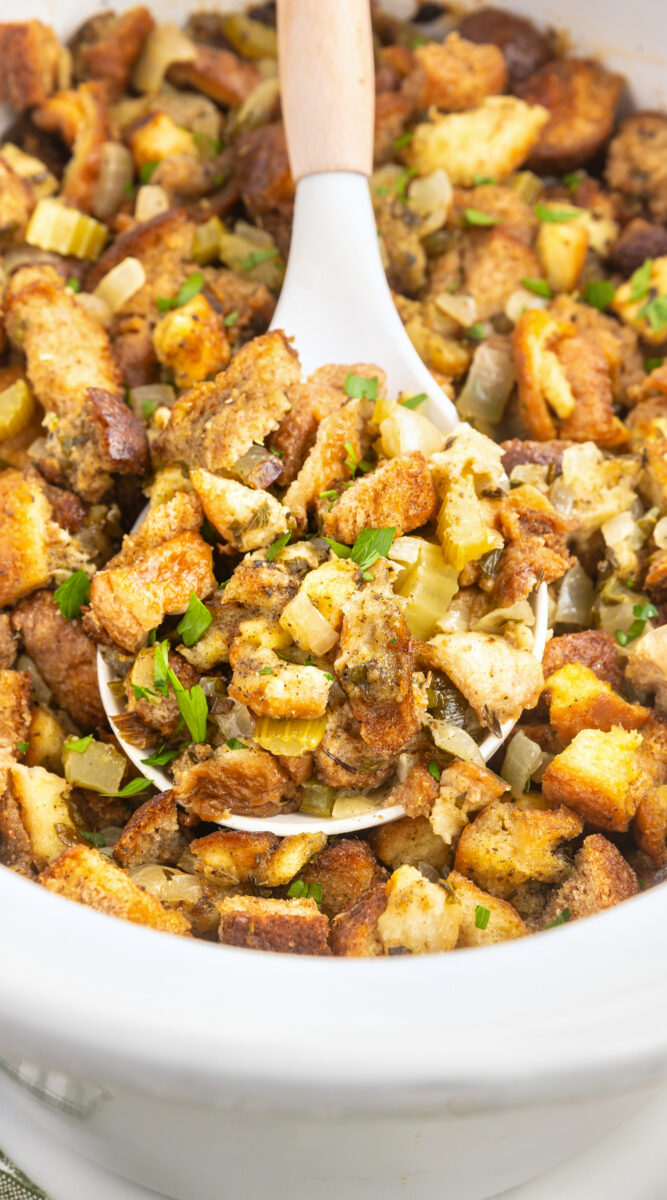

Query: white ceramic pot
[1,2,666,1198]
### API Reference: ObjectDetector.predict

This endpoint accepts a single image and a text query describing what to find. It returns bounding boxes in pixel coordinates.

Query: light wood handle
[277,0,375,181]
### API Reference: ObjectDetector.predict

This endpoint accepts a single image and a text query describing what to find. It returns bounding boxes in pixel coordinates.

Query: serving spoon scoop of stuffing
[98,0,547,836]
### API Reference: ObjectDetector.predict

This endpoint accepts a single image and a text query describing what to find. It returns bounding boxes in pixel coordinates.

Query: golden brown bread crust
[385,762,440,819]
[454,799,583,899]
[126,649,199,736]
[633,785,667,866]
[403,33,507,111]
[113,790,185,867]
[0,615,17,670]
[172,745,296,820]
[605,112,667,224]
[324,453,437,544]
[463,228,540,321]
[458,7,551,86]
[374,90,413,167]
[541,727,643,832]
[501,438,574,477]
[368,815,450,873]
[314,705,396,790]
[234,123,294,225]
[541,834,638,925]
[51,387,149,502]
[0,160,35,245]
[0,668,32,753]
[544,662,649,745]
[549,294,644,407]
[217,894,331,955]
[493,484,574,606]
[610,218,667,275]
[12,590,105,729]
[329,883,388,957]
[556,335,628,449]
[84,209,196,321]
[645,551,667,608]
[33,82,110,213]
[516,58,622,173]
[284,398,363,527]
[0,471,55,608]
[542,630,625,693]
[168,42,261,107]
[38,844,191,934]
[189,829,279,883]
[0,21,60,108]
[298,838,387,919]
[0,781,34,876]
[74,6,154,98]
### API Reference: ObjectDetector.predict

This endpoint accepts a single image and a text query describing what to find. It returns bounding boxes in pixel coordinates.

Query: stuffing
[0,669,32,753]
[33,82,111,213]
[155,330,298,472]
[85,208,196,322]
[544,662,649,744]
[218,894,331,955]
[204,267,276,334]
[447,870,528,946]
[300,560,361,630]
[127,110,197,168]
[228,623,331,719]
[374,91,413,167]
[451,183,539,246]
[2,763,77,872]
[422,632,543,728]
[610,218,667,276]
[492,483,574,606]
[403,33,507,112]
[515,59,622,173]
[542,630,625,692]
[368,815,450,873]
[38,844,191,935]
[535,218,588,295]
[373,189,427,297]
[612,255,667,346]
[222,555,301,618]
[253,832,327,888]
[11,590,105,729]
[112,790,185,867]
[268,382,340,486]
[633,785,667,866]
[558,442,640,534]
[172,744,296,821]
[605,112,667,224]
[0,616,17,670]
[314,704,397,790]
[430,422,506,495]
[24,707,65,774]
[383,761,440,819]
[324,453,436,544]
[189,829,278,883]
[645,551,667,607]
[429,761,509,846]
[548,294,644,407]
[234,123,294,236]
[298,837,386,918]
[408,96,549,186]
[0,160,35,246]
[463,228,542,321]
[541,834,638,925]
[0,21,60,109]
[0,471,85,609]
[73,7,154,98]
[284,399,363,528]
[126,646,199,736]
[168,42,261,108]
[458,8,551,87]
[329,883,388,957]
[541,727,644,832]
[626,398,667,511]
[625,626,667,714]
[190,470,289,553]
[152,292,230,388]
[378,864,460,954]
[454,799,584,900]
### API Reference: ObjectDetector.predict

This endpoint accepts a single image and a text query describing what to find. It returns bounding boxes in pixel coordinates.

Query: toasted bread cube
[542,629,624,692]
[368,815,450,873]
[0,159,35,246]
[513,308,576,440]
[633,785,667,866]
[0,22,60,108]
[454,799,583,899]
[541,727,643,832]
[25,706,65,774]
[167,42,260,108]
[404,32,507,111]
[300,559,360,630]
[625,625,667,715]
[0,668,31,753]
[39,844,190,934]
[378,864,460,954]
[613,256,667,345]
[217,895,330,955]
[409,96,549,186]
[8,763,77,870]
[324,453,437,545]
[299,838,386,918]
[541,834,638,925]
[189,829,278,882]
[545,662,649,744]
[254,831,327,888]
[190,469,289,554]
[172,744,294,821]
[153,293,230,388]
[113,790,185,867]
[0,471,56,607]
[127,110,197,168]
[429,761,509,846]
[12,589,106,729]
[284,398,362,528]
[536,219,589,294]
[447,869,528,947]
[329,884,388,957]
[424,631,543,726]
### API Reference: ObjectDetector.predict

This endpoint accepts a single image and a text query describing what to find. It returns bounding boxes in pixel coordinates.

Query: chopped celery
[63,738,127,794]
[252,715,327,756]
[25,199,108,260]
[436,476,503,571]
[0,379,34,441]
[396,542,459,640]
[508,171,542,206]
[192,216,223,265]
[220,13,277,58]
[299,782,336,817]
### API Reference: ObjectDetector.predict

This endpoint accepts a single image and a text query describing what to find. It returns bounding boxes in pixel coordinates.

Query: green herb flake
[153,639,171,697]
[466,322,486,341]
[16,741,29,753]
[428,760,441,782]
[639,294,667,334]
[308,882,323,908]
[287,879,307,899]
[400,392,427,410]
[464,207,498,227]
[224,309,239,326]
[258,666,275,676]
[192,130,222,156]
[521,277,553,299]
[142,397,159,420]
[213,173,225,187]
[156,271,204,314]
[629,258,653,302]
[562,170,585,191]
[534,204,580,223]
[131,684,159,703]
[139,160,159,184]
[375,185,390,196]
[225,737,248,750]
[343,440,358,476]
[66,276,81,293]
[241,246,280,272]
[100,777,153,799]
[546,907,572,929]
[167,670,209,743]
[66,734,94,754]
[645,357,664,372]
[615,601,658,646]
[148,628,157,646]
[410,34,427,48]
[319,489,339,502]
[177,592,213,647]
[123,181,135,197]
[54,570,90,620]
[141,744,184,767]
[393,130,413,149]
[344,373,379,401]
[81,831,106,847]
[324,537,352,559]
[350,527,396,575]
[395,165,417,201]
[474,904,491,930]
[472,174,495,186]
[266,532,291,562]
[584,279,615,311]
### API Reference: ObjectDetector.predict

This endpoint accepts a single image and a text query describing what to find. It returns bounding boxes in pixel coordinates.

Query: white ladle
[99,0,548,836]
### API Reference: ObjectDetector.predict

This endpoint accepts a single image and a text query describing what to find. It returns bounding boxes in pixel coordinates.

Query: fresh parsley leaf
[343,440,358,476]
[464,207,498,227]
[148,628,157,646]
[584,279,615,311]
[358,459,373,473]
[192,130,222,155]
[167,670,209,743]
[395,165,417,201]
[319,489,338,502]
[534,204,580,223]
[615,602,658,646]
[350,527,396,574]
[472,174,495,186]
[410,34,426,47]
[645,357,664,372]
[139,161,159,184]
[287,879,307,898]
[177,593,212,647]
[81,831,106,847]
[269,446,284,458]
[428,760,441,782]
[400,392,427,410]
[639,294,667,334]
[156,272,204,313]
[521,278,552,298]
[225,737,247,750]
[16,741,29,753]
[324,537,352,559]
[100,778,153,798]
[323,672,334,681]
[466,322,485,341]
[266,532,291,562]
[142,397,159,420]
[629,258,653,301]
[241,247,279,271]
[562,170,585,191]
[54,570,90,620]
[131,684,159,703]
[474,904,490,930]
[375,185,390,196]
[258,666,275,675]
[66,276,81,293]
[141,744,184,767]
[66,735,93,754]
[393,130,413,149]
[123,181,135,197]
[224,309,239,326]
[153,639,171,697]
[546,907,571,929]
[307,882,323,908]
[344,373,379,401]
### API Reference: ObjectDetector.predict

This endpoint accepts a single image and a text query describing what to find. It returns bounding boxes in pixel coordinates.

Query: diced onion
[135,184,170,223]
[654,516,667,550]
[25,199,108,260]
[253,715,328,757]
[408,168,453,236]
[548,478,574,517]
[427,719,485,767]
[0,379,34,441]
[232,444,283,489]
[220,13,278,58]
[380,405,445,460]
[75,292,112,327]
[213,700,255,743]
[435,291,478,327]
[389,536,422,566]
[508,171,543,206]
[598,602,636,640]
[63,739,126,794]
[397,542,459,640]
[280,589,338,656]
[128,864,203,905]
[0,142,58,198]
[501,730,544,799]
[555,562,594,626]
[396,752,419,783]
[457,341,515,423]
[93,257,146,314]
[192,216,223,265]
[505,287,549,325]
[92,142,134,220]
[233,77,281,135]
[474,600,535,633]
[132,23,196,94]
[602,510,643,551]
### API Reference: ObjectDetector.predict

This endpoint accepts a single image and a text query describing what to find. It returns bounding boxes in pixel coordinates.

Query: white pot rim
[2,866,666,1109]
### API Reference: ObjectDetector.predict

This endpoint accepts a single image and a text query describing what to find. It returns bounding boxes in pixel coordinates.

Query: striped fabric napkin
[0,1151,49,1200]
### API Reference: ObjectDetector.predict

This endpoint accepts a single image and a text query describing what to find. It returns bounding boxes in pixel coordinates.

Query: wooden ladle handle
[277,0,375,181]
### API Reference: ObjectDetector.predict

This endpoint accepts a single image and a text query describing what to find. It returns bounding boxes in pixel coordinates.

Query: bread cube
[545,662,649,744]
[153,293,230,388]
[189,829,278,883]
[217,895,330,955]
[409,96,549,185]
[541,834,638,925]
[329,884,388,957]
[541,727,643,832]
[299,837,386,918]
[7,763,77,871]
[430,760,509,846]
[0,668,31,752]
[113,790,185,867]
[368,815,450,873]
[454,799,583,899]
[190,469,289,553]
[377,864,461,954]
[254,831,327,887]
[447,869,527,946]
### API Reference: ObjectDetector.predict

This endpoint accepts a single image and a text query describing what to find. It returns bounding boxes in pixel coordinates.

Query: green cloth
[0,1151,50,1200]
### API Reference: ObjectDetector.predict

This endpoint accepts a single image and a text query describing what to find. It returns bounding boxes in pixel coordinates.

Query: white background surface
[1,1083,665,1200]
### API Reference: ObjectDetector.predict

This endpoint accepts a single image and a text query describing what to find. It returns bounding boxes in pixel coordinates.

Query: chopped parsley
[320,489,339,502]
[131,684,159,703]
[393,130,413,149]
[258,666,275,675]
[167,669,209,743]
[66,276,80,293]
[100,778,153,799]
[344,373,378,401]
[325,527,396,577]
[521,278,552,298]
[645,357,664,372]
[139,160,159,184]
[639,294,667,334]
[241,246,279,272]
[395,166,417,201]
[192,130,222,156]
[54,570,90,620]
[534,204,580,223]
[16,741,29,754]
[562,169,585,191]
[148,628,157,646]
[287,879,322,907]
[81,831,106,847]
[466,322,486,341]
[472,174,495,186]
[629,258,653,302]
[142,744,185,767]
[428,761,441,782]
[153,639,171,697]
[615,602,658,646]
[225,737,248,750]
[224,309,239,326]
[343,440,358,476]
[400,392,427,410]
[474,904,491,930]
[464,207,498,227]
[584,279,615,311]
[65,735,93,754]
[157,271,204,313]
[546,907,572,928]
[176,593,213,647]
[266,532,291,562]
